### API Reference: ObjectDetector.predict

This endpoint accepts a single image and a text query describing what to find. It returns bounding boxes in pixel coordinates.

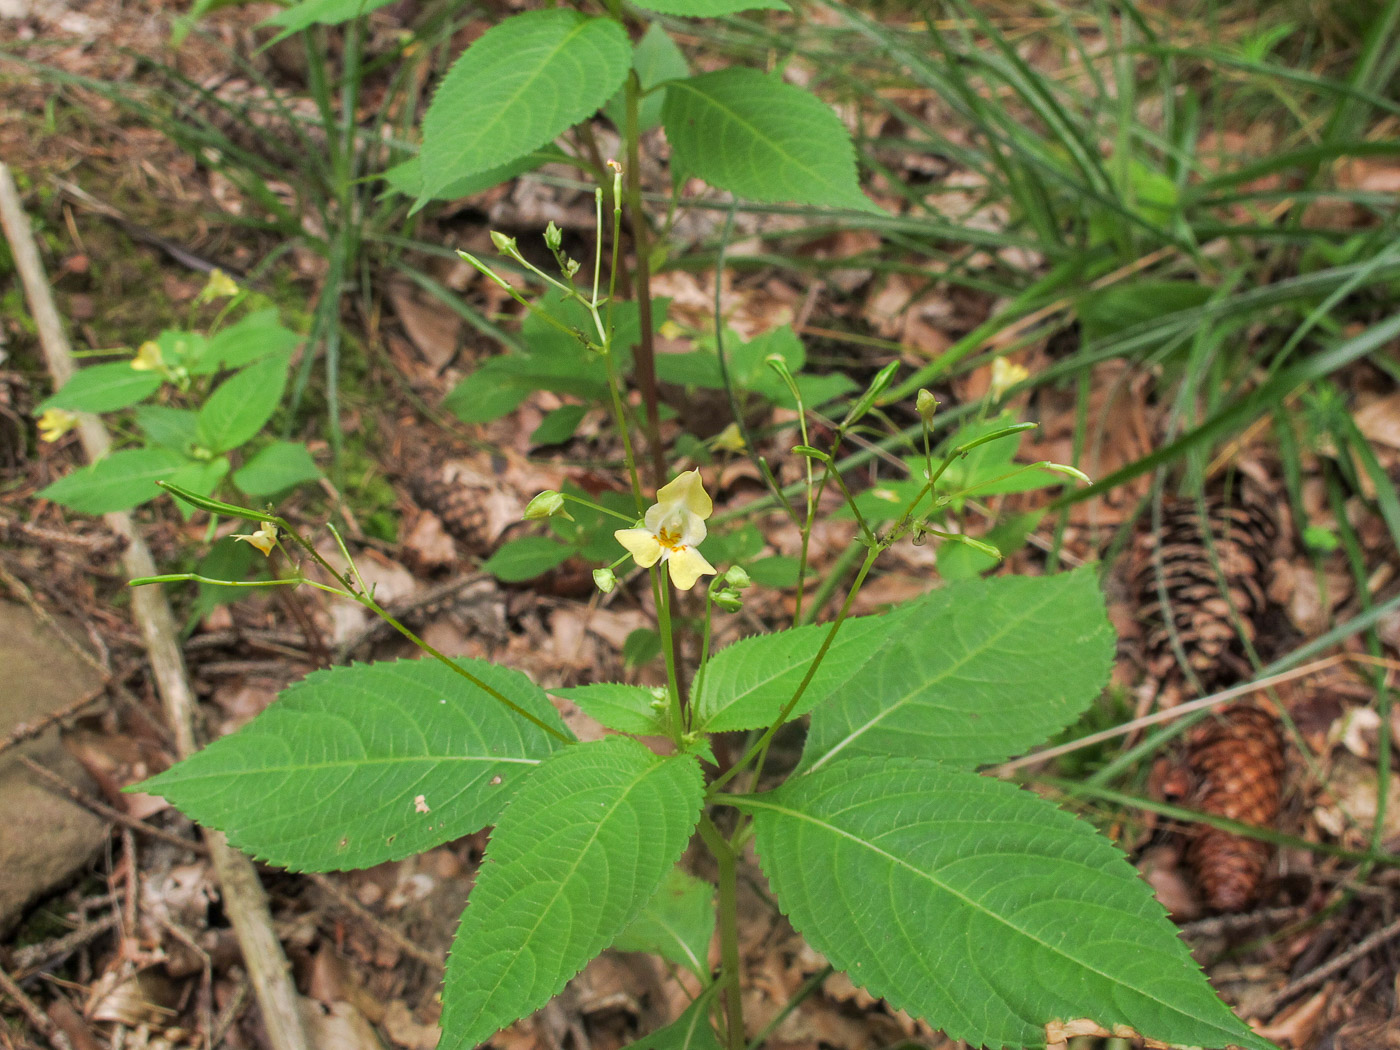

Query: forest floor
[2,1,1400,1049]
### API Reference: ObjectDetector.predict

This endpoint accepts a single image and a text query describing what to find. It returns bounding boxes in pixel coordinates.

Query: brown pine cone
[1134,482,1279,698]
[408,467,497,555]
[1181,704,1286,912]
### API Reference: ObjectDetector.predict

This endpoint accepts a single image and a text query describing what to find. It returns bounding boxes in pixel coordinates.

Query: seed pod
[1134,483,1279,698]
[1182,704,1286,912]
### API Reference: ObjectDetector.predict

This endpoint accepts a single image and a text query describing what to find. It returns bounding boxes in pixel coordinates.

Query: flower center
[656,525,685,551]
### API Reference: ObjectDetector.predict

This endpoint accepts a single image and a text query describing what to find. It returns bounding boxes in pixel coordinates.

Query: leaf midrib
[742,794,1247,1045]
[155,753,542,785]
[462,748,672,1036]
[666,75,854,204]
[806,580,1068,772]
[428,15,594,190]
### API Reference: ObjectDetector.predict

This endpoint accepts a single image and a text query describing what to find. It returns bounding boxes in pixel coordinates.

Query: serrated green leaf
[196,351,290,454]
[134,405,199,452]
[619,985,723,1050]
[624,628,662,669]
[420,11,630,200]
[691,612,898,733]
[39,447,188,514]
[739,758,1272,1050]
[233,441,322,496]
[661,69,877,213]
[481,536,574,582]
[191,310,300,375]
[530,404,588,446]
[441,738,704,1050]
[612,865,715,978]
[552,683,668,736]
[630,0,787,14]
[802,571,1115,772]
[136,659,571,872]
[152,329,208,370]
[40,362,162,413]
[258,0,397,45]
[743,554,810,589]
[604,24,691,133]
[379,147,567,203]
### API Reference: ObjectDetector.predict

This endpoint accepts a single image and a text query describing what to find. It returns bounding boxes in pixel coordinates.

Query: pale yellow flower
[233,521,278,556]
[989,357,1029,400]
[710,422,746,453]
[130,341,164,372]
[197,269,240,303]
[614,469,716,590]
[37,408,79,443]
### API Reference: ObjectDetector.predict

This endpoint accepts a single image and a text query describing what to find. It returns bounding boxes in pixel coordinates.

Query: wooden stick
[0,162,312,1050]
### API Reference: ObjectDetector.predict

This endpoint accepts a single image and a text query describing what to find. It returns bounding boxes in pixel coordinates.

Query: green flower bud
[713,588,744,612]
[916,389,938,425]
[489,230,518,254]
[724,565,752,590]
[523,490,568,520]
[544,221,563,252]
[592,567,616,594]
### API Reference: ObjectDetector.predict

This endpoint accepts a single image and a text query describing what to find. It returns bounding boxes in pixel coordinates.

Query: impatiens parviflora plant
[130,209,1273,1050]
[35,269,322,519]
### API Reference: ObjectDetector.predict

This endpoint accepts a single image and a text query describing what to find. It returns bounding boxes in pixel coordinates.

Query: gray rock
[0,600,110,934]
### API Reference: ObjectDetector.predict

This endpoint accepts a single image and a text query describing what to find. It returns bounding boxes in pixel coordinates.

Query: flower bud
[592,567,616,594]
[489,230,518,254]
[916,389,938,425]
[724,565,752,590]
[713,588,744,612]
[523,490,568,520]
[544,221,562,252]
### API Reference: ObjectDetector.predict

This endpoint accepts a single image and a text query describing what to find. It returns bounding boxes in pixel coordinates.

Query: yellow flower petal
[130,341,164,372]
[37,408,79,443]
[233,522,278,556]
[667,546,716,590]
[655,469,712,519]
[615,528,663,568]
[199,268,240,302]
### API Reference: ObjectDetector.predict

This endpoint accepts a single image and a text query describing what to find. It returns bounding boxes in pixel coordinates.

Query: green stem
[698,816,746,1050]
[652,565,684,746]
[274,519,572,744]
[623,71,666,488]
[710,546,880,796]
[800,535,867,626]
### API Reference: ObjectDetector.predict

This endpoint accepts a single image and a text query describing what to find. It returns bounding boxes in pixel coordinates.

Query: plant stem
[274,520,572,743]
[623,71,666,489]
[652,565,684,746]
[709,545,880,796]
[698,816,746,1050]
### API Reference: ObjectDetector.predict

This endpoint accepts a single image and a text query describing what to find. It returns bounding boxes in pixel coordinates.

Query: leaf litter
[4,2,1400,1049]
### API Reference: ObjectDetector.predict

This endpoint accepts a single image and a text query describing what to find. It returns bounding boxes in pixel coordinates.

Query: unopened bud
[489,230,518,254]
[544,221,562,251]
[1040,461,1091,484]
[724,566,752,590]
[713,588,743,612]
[916,389,938,424]
[523,490,568,520]
[592,567,616,594]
